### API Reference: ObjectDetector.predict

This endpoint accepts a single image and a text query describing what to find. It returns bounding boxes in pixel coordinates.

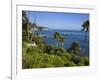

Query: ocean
[39,29,89,56]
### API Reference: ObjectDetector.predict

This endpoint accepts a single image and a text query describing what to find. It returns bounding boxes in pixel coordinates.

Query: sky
[26,11,89,30]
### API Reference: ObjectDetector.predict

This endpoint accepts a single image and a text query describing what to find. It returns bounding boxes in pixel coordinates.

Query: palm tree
[59,36,65,47]
[81,20,89,42]
[54,32,65,48]
[54,32,60,47]
[81,20,89,55]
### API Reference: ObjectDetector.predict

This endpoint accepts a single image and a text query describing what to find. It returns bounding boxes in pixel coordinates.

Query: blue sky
[26,11,89,30]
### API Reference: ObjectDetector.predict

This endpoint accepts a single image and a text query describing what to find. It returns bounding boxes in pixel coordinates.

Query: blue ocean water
[40,29,89,56]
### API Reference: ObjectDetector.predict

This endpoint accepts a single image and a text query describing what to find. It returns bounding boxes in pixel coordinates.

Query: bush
[51,55,65,67]
[67,42,81,55]
[22,42,28,54]
[44,45,56,54]
[32,35,44,44]
[64,61,77,67]
[83,57,89,66]
[22,54,35,69]
[23,47,65,68]
[78,62,85,66]
[72,55,81,64]
[55,47,66,56]
[22,42,89,68]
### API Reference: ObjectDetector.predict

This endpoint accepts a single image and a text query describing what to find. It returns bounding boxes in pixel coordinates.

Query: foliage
[55,47,66,56]
[44,45,56,54]
[72,55,81,64]
[36,26,47,35]
[22,42,89,69]
[68,42,81,55]
[81,20,89,32]
[81,20,89,42]
[31,35,44,44]
[54,32,65,47]
[22,11,28,42]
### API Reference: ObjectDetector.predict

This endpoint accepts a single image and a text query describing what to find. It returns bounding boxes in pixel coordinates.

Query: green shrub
[51,55,65,67]
[78,62,85,66]
[72,55,81,64]
[22,42,89,68]
[32,35,44,44]
[64,61,77,67]
[55,47,66,56]
[22,54,34,69]
[44,45,56,54]
[67,42,81,55]
[22,42,28,54]
[83,57,89,66]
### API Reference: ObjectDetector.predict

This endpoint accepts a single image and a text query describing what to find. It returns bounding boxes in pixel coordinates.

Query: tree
[54,32,65,48]
[68,42,81,55]
[54,32,61,47]
[59,36,65,47]
[22,11,29,41]
[37,26,44,35]
[81,20,89,42]
[32,22,37,35]
[44,45,56,54]
[22,11,28,24]
[81,20,89,55]
[22,11,33,42]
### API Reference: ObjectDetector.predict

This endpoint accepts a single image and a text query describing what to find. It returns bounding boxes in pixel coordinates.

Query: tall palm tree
[81,20,89,42]
[59,36,65,47]
[81,20,89,55]
[54,32,61,47]
[54,32,65,48]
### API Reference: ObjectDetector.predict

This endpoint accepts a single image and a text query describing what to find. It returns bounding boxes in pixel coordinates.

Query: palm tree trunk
[84,31,88,42]
[82,31,88,56]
